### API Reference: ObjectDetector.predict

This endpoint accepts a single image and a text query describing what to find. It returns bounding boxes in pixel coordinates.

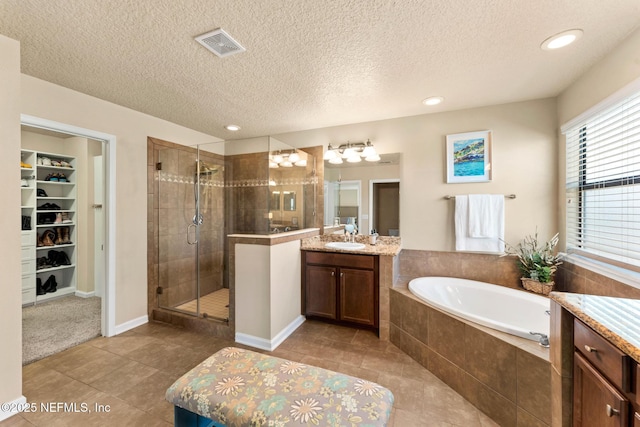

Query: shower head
[197,160,221,175]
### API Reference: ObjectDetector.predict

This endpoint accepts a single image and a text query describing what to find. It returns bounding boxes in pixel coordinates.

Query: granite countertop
[550,291,640,363]
[301,234,401,256]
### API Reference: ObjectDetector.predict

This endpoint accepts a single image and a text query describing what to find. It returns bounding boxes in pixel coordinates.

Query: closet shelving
[20,150,36,304]
[27,150,78,303]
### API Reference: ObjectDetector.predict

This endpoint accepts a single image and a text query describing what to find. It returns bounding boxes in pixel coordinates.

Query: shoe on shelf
[44,174,59,182]
[37,188,48,197]
[41,157,51,166]
[20,161,32,169]
[54,213,62,224]
[57,173,67,182]
[36,278,45,295]
[61,212,73,224]
[58,226,72,244]
[51,159,61,167]
[21,179,28,187]
[60,160,72,168]
[21,215,31,231]
[42,275,57,293]
[41,229,56,246]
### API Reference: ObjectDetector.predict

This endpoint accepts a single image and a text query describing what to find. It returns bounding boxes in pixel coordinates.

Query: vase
[521,278,554,296]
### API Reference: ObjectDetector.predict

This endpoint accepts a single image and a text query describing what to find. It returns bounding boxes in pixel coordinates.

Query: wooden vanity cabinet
[302,251,379,331]
[573,318,636,427]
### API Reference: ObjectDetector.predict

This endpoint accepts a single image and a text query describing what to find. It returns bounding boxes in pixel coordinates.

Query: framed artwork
[446,130,492,183]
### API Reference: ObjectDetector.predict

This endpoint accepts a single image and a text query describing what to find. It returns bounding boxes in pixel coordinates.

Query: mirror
[268,137,315,233]
[324,153,401,236]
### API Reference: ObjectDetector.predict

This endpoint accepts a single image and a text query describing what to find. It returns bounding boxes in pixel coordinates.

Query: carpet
[22,296,101,365]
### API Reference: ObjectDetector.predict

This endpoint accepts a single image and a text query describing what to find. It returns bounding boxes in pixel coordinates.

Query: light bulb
[294,159,307,167]
[365,154,381,162]
[329,157,343,164]
[288,152,300,163]
[342,148,355,159]
[269,161,279,168]
[273,154,283,163]
[280,160,293,167]
[362,145,376,157]
[347,154,362,163]
[323,149,337,160]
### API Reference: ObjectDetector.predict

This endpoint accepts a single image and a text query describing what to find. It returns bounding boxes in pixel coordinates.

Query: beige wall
[0,34,23,413]
[20,75,220,326]
[276,97,559,250]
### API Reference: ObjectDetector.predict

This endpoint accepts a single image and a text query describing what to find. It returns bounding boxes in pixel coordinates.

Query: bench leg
[174,406,225,427]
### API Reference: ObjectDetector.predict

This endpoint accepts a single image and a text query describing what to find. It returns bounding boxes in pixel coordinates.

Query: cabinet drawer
[574,319,631,392]
[21,274,35,290]
[305,251,375,269]
[21,245,35,261]
[22,287,35,305]
[21,259,35,275]
[21,231,35,246]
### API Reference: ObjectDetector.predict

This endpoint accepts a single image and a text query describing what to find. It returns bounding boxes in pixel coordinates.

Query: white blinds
[565,89,640,269]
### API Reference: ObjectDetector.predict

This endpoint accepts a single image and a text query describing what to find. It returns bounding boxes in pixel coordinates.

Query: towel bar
[444,194,516,200]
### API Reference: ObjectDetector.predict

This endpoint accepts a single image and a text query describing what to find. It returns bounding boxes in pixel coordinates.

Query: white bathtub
[408,277,550,342]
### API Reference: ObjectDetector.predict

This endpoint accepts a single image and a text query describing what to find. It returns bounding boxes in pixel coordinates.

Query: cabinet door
[574,352,629,427]
[305,265,337,319]
[339,268,376,326]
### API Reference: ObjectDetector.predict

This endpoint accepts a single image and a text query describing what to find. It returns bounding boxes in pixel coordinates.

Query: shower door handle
[187,223,198,245]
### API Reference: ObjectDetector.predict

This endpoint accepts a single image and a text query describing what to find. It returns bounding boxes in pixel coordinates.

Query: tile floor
[1,320,498,426]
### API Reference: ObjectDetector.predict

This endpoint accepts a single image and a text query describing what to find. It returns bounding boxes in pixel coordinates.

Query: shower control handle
[187,223,198,245]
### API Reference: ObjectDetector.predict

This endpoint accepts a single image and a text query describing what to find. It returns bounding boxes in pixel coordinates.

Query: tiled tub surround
[390,287,551,426]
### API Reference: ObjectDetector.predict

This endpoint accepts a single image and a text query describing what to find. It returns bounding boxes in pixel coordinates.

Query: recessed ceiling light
[422,96,444,106]
[541,29,583,51]
[225,124,240,131]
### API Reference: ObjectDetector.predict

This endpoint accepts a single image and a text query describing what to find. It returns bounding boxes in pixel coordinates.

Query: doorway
[370,180,400,236]
[21,114,115,338]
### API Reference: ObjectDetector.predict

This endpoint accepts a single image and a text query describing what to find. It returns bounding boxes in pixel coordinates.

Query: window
[564,89,640,270]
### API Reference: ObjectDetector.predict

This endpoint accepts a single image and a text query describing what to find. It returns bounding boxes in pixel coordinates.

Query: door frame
[21,114,117,337]
[368,179,400,236]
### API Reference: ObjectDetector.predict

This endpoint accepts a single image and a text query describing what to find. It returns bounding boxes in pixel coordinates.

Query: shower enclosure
[149,136,316,330]
[154,141,228,321]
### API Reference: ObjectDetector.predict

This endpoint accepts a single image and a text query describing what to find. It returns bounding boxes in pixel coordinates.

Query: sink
[324,242,366,251]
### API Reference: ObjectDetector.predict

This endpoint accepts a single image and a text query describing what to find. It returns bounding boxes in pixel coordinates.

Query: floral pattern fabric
[166,347,394,426]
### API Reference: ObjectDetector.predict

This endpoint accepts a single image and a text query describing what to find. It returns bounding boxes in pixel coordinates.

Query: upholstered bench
[166,347,394,427]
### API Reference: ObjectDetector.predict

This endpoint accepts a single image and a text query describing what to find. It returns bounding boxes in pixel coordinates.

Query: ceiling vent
[195,28,245,58]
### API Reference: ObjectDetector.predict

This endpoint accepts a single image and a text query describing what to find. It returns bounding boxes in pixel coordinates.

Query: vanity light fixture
[422,96,444,106]
[324,139,380,163]
[541,29,583,51]
[225,124,241,131]
[269,149,307,168]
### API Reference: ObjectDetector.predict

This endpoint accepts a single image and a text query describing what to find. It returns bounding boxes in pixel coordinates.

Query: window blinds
[565,89,640,269]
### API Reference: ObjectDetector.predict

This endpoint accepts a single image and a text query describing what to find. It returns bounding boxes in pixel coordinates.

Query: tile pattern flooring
[1,320,498,426]
[173,288,230,320]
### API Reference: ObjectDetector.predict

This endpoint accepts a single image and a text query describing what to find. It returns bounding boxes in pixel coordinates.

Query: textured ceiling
[1,0,639,140]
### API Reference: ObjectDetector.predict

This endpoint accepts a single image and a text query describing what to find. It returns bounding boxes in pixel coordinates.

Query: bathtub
[408,276,550,342]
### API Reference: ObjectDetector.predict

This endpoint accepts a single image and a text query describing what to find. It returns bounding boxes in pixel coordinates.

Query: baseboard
[114,315,148,335]
[74,290,96,298]
[0,396,27,422]
[235,315,305,351]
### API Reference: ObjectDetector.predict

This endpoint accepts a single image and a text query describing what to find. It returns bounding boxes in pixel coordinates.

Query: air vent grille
[195,28,245,58]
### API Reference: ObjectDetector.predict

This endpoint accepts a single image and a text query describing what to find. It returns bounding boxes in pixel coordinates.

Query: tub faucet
[530,332,549,348]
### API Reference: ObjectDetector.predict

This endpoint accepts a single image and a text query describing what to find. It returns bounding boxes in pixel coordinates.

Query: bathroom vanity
[550,293,640,427]
[302,250,379,330]
[300,235,401,337]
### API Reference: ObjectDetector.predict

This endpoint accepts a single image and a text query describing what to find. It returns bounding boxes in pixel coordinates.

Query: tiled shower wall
[148,137,225,311]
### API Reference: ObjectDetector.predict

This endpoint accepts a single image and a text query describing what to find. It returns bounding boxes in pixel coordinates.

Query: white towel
[468,194,503,238]
[455,195,505,253]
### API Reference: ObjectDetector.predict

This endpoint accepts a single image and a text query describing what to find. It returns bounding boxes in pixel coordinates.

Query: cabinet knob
[606,404,620,417]
[340,272,344,277]
[331,271,335,276]
[584,345,597,353]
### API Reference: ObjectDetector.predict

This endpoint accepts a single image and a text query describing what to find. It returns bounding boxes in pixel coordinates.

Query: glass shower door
[156,143,227,321]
